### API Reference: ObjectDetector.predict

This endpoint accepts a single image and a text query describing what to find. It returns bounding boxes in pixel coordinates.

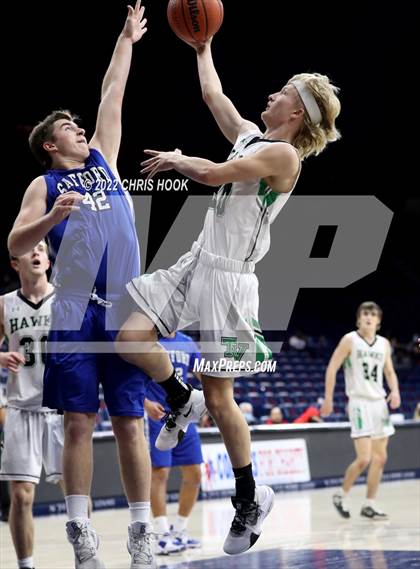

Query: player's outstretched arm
[193,40,258,144]
[321,335,352,417]
[89,0,147,170]
[141,143,299,190]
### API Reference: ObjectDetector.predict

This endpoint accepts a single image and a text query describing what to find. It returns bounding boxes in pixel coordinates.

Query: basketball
[167,0,224,45]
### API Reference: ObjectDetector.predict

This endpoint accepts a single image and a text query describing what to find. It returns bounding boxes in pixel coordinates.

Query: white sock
[365,498,375,508]
[153,515,170,534]
[65,495,89,521]
[337,488,348,498]
[129,501,150,524]
[18,558,34,569]
[172,515,188,532]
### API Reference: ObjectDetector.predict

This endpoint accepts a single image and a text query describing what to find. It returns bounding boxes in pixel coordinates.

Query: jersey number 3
[19,336,48,367]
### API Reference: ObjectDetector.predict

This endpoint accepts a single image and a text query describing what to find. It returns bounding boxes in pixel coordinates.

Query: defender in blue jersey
[144,332,203,555]
[8,3,155,568]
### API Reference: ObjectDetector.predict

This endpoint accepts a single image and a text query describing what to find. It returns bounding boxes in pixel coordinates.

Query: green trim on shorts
[255,335,272,362]
[249,319,272,362]
[356,406,363,430]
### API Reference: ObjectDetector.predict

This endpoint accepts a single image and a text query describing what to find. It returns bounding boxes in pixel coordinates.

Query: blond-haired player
[321,301,401,519]
[117,37,341,554]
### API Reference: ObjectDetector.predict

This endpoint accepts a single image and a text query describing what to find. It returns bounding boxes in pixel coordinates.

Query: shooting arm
[196,43,258,143]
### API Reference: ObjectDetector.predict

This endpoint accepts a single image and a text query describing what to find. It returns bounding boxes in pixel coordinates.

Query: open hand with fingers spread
[122,0,148,44]
[141,148,182,179]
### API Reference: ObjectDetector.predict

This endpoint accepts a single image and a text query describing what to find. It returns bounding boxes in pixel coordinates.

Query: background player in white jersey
[0,241,62,569]
[117,36,341,555]
[0,356,11,522]
[321,301,401,520]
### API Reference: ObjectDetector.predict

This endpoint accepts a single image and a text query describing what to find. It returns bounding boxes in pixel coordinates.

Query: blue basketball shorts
[148,417,203,468]
[43,295,148,416]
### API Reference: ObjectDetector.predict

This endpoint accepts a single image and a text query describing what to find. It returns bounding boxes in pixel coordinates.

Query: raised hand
[184,36,212,53]
[122,0,148,44]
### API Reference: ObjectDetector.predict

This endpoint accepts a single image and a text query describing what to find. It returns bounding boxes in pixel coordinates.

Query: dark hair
[28,110,78,168]
[356,301,383,323]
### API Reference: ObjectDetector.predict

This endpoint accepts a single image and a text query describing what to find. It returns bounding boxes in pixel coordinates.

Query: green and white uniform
[344,331,395,439]
[198,129,295,262]
[127,129,300,377]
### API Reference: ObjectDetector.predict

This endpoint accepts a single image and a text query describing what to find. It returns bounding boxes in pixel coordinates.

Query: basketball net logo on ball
[167,0,224,44]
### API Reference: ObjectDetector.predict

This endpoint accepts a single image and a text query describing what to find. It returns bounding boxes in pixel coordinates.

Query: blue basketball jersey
[44,149,140,296]
[146,332,201,410]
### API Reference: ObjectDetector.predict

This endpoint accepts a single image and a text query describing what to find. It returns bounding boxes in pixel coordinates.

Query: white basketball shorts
[348,398,395,439]
[127,241,272,377]
[0,407,64,484]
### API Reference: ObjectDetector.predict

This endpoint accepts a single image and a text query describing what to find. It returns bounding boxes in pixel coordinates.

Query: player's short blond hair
[288,73,341,160]
[356,301,383,330]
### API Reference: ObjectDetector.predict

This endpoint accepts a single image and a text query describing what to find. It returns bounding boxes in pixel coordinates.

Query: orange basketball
[167,0,224,45]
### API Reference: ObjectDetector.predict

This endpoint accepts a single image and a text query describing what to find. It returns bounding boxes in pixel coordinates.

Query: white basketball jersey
[197,129,300,263]
[343,331,388,400]
[3,289,54,410]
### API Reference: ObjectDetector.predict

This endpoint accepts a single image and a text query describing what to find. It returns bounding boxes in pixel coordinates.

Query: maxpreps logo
[191,336,276,374]
[193,358,276,374]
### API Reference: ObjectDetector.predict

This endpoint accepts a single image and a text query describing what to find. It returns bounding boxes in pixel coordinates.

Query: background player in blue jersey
[7,3,156,568]
[144,332,203,555]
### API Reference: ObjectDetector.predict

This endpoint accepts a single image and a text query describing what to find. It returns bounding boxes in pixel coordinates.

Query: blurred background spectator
[265,406,287,425]
[288,331,307,351]
[239,402,258,426]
